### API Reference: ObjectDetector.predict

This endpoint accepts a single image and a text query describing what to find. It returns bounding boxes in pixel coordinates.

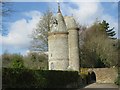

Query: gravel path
[84,83,119,88]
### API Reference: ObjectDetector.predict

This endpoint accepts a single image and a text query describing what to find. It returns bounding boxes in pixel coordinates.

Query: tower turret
[64,16,80,71]
[48,3,69,70]
[57,3,66,32]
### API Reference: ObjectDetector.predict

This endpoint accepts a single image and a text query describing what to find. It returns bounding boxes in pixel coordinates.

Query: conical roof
[57,12,67,32]
[50,3,67,33]
[64,16,77,30]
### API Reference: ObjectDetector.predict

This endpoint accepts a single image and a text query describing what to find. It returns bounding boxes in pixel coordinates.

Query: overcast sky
[0,1,119,55]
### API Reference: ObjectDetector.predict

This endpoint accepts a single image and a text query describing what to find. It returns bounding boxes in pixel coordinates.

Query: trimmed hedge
[2,68,80,88]
[115,68,120,85]
[115,74,120,85]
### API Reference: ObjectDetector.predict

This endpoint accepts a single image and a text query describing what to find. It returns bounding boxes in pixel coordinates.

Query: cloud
[1,10,41,52]
[1,2,118,55]
[60,2,103,26]
[7,0,119,2]
[23,11,41,19]
[75,3,102,24]
[60,2,118,37]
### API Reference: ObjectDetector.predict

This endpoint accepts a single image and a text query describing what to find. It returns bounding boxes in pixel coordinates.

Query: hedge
[115,68,120,85]
[2,68,80,88]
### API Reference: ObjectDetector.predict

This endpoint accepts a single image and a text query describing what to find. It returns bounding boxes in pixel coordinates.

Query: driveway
[84,83,119,88]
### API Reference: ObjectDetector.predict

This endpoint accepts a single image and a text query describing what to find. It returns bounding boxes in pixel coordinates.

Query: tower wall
[48,32,69,70]
[64,16,80,71]
[68,29,79,71]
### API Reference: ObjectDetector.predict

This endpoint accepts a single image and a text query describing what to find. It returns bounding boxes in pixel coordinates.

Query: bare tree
[80,21,118,67]
[30,10,54,51]
[1,1,14,35]
[1,2,13,16]
[23,52,48,70]
[0,0,14,17]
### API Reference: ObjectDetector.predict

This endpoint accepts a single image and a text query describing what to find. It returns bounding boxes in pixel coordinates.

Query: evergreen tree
[99,20,116,39]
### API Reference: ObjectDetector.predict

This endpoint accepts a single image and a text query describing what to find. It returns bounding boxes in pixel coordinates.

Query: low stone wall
[88,68,118,83]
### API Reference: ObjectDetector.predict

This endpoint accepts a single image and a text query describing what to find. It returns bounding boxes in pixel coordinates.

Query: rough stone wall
[48,33,69,70]
[64,16,80,72]
[68,29,80,71]
[88,68,118,83]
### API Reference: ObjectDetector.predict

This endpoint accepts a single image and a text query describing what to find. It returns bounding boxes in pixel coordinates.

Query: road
[84,83,119,88]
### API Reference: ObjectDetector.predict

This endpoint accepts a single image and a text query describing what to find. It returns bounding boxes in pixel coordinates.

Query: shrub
[2,68,36,88]
[115,68,120,85]
[80,68,96,85]
[23,53,48,70]
[2,68,80,88]
[115,75,120,85]
[11,55,24,69]
[2,53,24,68]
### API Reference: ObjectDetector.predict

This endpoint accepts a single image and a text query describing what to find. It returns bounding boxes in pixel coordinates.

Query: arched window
[51,62,54,70]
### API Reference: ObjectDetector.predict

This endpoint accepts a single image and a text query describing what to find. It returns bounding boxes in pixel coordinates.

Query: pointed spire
[57,2,61,13]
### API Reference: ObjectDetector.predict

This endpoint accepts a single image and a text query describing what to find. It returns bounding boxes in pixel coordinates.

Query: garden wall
[88,68,118,83]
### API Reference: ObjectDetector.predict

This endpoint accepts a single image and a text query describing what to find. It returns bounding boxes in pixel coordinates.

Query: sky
[0,1,119,55]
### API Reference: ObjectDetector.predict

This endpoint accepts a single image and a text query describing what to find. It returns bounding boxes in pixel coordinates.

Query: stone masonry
[48,4,80,71]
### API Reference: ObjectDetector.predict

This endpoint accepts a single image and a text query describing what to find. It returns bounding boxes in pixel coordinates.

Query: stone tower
[48,3,79,71]
[65,17,80,71]
[48,3,69,70]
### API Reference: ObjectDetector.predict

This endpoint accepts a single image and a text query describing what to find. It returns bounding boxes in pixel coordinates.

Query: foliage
[2,53,24,68]
[80,68,88,84]
[2,52,48,69]
[2,52,12,68]
[79,21,118,68]
[80,68,96,85]
[115,68,120,85]
[2,68,37,88]
[2,68,80,88]
[11,54,24,69]
[80,68,90,85]
[80,72,92,85]
[31,10,54,51]
[99,20,116,38]
[1,2,14,35]
[117,39,120,67]
[80,68,89,75]
[24,52,48,69]
[1,2,14,16]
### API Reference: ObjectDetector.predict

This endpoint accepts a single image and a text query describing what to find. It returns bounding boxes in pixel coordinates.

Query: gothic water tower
[48,3,80,71]
[48,3,69,70]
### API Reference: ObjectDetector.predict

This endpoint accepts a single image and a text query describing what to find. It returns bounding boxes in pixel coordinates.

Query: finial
[57,1,61,13]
